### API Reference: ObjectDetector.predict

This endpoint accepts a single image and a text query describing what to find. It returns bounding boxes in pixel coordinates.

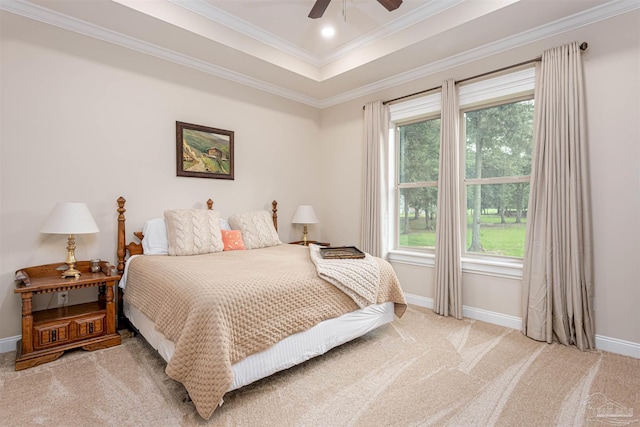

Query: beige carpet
[1,305,638,426]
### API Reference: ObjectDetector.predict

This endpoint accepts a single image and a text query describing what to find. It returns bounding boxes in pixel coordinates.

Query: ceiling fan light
[321,26,335,38]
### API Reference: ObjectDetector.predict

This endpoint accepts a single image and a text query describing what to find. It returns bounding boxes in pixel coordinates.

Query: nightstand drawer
[74,314,105,338]
[34,322,71,349]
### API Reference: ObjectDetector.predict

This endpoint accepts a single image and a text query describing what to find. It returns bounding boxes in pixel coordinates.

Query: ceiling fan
[308,0,403,19]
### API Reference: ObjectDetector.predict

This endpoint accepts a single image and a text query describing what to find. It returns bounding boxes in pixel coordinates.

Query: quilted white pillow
[141,217,169,255]
[228,210,281,250]
[164,209,224,256]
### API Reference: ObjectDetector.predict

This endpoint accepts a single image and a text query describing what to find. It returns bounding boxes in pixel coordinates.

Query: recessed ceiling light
[321,26,335,38]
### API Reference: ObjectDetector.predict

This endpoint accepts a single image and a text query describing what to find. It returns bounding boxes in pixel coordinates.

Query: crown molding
[0,0,323,107]
[169,0,463,68]
[1,0,638,109]
[318,0,640,108]
[322,0,464,66]
[168,0,321,66]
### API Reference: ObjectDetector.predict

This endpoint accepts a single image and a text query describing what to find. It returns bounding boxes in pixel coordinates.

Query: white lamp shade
[40,202,100,234]
[291,205,319,224]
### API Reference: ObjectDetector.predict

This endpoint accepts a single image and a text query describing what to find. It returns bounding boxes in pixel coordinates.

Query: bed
[115,197,407,419]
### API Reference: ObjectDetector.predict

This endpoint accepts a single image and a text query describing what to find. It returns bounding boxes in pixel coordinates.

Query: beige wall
[318,11,640,345]
[0,13,323,339]
[1,10,638,351]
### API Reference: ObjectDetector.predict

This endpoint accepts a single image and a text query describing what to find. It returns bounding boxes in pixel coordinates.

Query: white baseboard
[403,293,434,309]
[403,292,639,358]
[595,334,640,359]
[403,293,520,330]
[0,335,19,354]
[2,296,638,359]
[462,305,522,330]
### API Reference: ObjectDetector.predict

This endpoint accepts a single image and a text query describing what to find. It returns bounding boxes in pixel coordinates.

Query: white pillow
[228,210,281,250]
[219,217,232,231]
[141,218,169,255]
[164,209,224,256]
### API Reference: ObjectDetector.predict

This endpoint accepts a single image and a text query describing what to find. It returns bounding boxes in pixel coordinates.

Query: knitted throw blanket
[124,244,406,420]
[308,244,379,308]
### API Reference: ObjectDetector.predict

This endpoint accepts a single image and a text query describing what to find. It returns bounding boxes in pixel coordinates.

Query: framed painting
[176,121,234,180]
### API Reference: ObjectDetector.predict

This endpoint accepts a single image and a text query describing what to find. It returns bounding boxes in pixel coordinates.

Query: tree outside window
[397,117,440,249]
[464,98,534,258]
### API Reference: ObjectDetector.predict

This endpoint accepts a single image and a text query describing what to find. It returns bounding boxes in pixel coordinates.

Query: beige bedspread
[124,244,406,419]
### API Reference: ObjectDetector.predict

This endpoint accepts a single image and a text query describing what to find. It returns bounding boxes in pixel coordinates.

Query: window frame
[395,113,442,252]
[459,94,535,262]
[387,67,536,278]
[388,91,442,255]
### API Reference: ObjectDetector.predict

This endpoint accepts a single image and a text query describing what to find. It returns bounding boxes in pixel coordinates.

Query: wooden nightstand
[13,260,121,371]
[289,240,331,246]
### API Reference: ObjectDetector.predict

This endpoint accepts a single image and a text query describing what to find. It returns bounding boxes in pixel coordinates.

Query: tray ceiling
[2,0,634,107]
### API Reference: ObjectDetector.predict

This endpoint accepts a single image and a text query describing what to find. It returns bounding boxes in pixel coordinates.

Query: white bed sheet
[124,300,394,391]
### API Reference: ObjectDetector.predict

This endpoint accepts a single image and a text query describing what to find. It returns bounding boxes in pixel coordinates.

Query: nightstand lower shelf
[14,333,122,371]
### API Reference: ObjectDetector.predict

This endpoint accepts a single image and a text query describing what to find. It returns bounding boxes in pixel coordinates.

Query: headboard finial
[272,200,278,231]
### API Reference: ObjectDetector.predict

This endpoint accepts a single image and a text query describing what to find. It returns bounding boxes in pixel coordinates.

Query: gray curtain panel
[361,101,390,258]
[433,79,463,319]
[522,42,595,350]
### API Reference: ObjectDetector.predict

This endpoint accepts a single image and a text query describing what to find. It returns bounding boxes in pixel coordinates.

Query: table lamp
[41,202,100,278]
[291,205,319,246]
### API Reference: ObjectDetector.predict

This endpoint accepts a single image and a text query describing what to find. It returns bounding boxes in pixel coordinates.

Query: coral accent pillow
[221,229,246,251]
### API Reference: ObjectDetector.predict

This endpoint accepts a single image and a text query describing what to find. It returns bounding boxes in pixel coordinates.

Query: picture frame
[176,121,234,180]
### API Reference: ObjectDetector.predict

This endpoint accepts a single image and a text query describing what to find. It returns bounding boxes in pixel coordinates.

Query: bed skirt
[124,300,395,391]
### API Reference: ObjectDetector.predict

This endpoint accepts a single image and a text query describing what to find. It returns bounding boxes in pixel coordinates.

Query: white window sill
[387,250,523,280]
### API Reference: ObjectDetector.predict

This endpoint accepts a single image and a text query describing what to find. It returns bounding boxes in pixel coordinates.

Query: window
[390,92,441,251]
[463,98,534,258]
[389,68,535,272]
[397,117,440,249]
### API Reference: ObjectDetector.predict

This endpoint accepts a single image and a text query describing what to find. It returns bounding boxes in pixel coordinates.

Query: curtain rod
[363,42,588,109]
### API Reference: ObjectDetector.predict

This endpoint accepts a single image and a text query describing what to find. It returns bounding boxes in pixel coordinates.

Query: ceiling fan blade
[377,0,403,12]
[308,0,331,19]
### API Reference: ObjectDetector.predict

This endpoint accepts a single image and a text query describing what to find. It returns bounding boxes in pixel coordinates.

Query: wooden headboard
[115,196,279,326]
[116,196,279,275]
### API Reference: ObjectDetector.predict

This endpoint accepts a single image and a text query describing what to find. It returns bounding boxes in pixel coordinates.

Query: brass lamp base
[61,268,81,279]
[61,234,81,279]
